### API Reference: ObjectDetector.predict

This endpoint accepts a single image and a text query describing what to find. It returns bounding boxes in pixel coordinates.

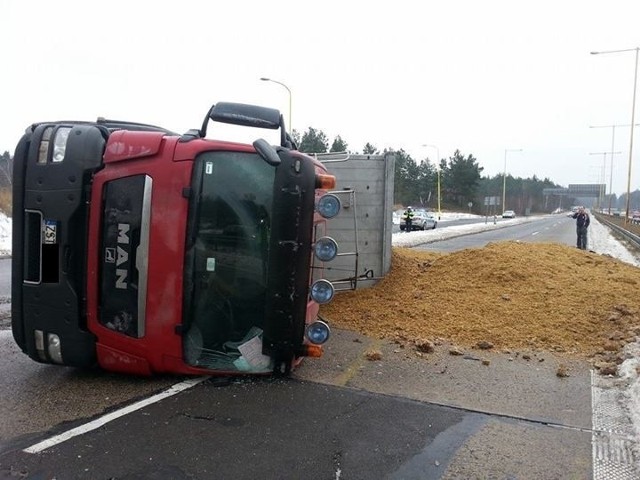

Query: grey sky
[2,0,640,195]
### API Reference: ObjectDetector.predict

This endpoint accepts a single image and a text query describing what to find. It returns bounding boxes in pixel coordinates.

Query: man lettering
[118,223,130,244]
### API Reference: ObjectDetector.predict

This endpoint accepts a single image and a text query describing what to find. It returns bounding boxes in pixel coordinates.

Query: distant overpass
[543,184,607,210]
[542,184,606,197]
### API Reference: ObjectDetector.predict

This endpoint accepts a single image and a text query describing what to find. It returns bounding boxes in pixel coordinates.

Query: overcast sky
[2,0,640,195]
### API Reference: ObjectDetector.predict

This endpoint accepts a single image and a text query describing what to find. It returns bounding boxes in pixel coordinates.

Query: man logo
[115,223,130,290]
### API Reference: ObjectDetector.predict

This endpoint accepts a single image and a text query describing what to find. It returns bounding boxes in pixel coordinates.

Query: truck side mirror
[253,138,281,166]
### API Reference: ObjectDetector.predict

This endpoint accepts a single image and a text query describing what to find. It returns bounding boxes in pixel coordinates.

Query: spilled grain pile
[320,242,640,365]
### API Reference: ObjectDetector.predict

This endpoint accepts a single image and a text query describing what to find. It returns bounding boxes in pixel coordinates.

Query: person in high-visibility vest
[402,206,414,231]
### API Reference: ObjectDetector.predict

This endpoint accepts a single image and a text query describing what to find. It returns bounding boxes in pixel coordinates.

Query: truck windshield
[183,151,275,372]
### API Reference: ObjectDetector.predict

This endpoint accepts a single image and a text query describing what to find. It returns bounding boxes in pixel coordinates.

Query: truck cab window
[183,151,275,371]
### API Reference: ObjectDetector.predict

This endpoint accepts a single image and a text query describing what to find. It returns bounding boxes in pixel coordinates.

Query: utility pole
[590,124,640,214]
[591,47,640,222]
[589,151,622,211]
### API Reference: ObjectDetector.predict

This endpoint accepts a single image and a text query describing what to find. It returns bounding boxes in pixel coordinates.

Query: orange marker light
[315,174,336,190]
[303,345,324,357]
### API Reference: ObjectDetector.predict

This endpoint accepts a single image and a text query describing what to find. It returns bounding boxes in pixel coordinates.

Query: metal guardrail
[593,213,640,249]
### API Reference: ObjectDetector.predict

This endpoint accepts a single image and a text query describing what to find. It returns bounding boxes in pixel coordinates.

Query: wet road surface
[1,223,636,478]
[0,329,598,479]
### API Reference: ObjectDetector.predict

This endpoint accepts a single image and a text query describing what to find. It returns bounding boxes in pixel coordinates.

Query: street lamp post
[437,166,441,220]
[502,149,522,213]
[589,124,639,214]
[260,77,292,131]
[589,150,622,211]
[422,144,441,219]
[591,47,640,222]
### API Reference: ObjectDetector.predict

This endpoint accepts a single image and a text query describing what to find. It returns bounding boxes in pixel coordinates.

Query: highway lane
[392,215,515,234]
[414,215,577,252]
[0,218,625,478]
[0,327,594,479]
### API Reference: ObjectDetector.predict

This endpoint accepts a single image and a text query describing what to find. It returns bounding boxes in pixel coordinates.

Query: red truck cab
[12,102,339,375]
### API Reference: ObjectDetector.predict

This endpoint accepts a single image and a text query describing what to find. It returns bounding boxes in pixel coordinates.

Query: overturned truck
[11,102,350,376]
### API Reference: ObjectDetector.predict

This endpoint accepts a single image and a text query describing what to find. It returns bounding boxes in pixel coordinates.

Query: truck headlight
[52,127,71,163]
[37,127,53,164]
[34,330,63,363]
[306,320,331,345]
[34,329,47,361]
[317,194,341,219]
[47,333,63,364]
[310,279,335,304]
[314,236,338,262]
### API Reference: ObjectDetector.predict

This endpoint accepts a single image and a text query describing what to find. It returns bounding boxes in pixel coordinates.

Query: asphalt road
[392,215,507,234]
[414,214,577,252]
[0,218,635,479]
[0,329,594,480]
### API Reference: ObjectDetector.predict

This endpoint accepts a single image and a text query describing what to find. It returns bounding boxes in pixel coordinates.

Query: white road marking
[23,376,208,454]
[532,231,540,236]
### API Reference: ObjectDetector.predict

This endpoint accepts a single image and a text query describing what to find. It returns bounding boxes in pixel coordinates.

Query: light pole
[422,144,441,219]
[591,47,640,222]
[589,123,640,214]
[589,151,621,210]
[260,77,292,131]
[502,149,522,213]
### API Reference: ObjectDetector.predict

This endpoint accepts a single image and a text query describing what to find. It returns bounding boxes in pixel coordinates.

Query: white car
[412,210,438,230]
[502,210,516,218]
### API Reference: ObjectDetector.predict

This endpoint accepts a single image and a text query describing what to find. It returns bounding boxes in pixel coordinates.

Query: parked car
[412,209,438,230]
[502,210,516,218]
[399,209,437,231]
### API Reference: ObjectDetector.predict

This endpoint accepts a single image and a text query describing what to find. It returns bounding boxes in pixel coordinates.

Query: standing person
[402,206,414,232]
[572,207,590,250]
